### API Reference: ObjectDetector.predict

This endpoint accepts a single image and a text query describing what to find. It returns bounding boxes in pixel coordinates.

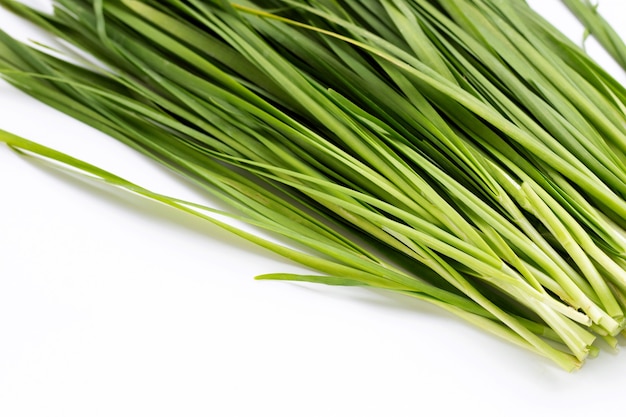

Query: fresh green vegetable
[2,0,626,370]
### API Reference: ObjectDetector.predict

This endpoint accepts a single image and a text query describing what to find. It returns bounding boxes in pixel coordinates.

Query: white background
[2,1,626,416]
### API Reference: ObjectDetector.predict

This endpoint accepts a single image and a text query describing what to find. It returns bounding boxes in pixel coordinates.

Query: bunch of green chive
[2,0,626,370]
